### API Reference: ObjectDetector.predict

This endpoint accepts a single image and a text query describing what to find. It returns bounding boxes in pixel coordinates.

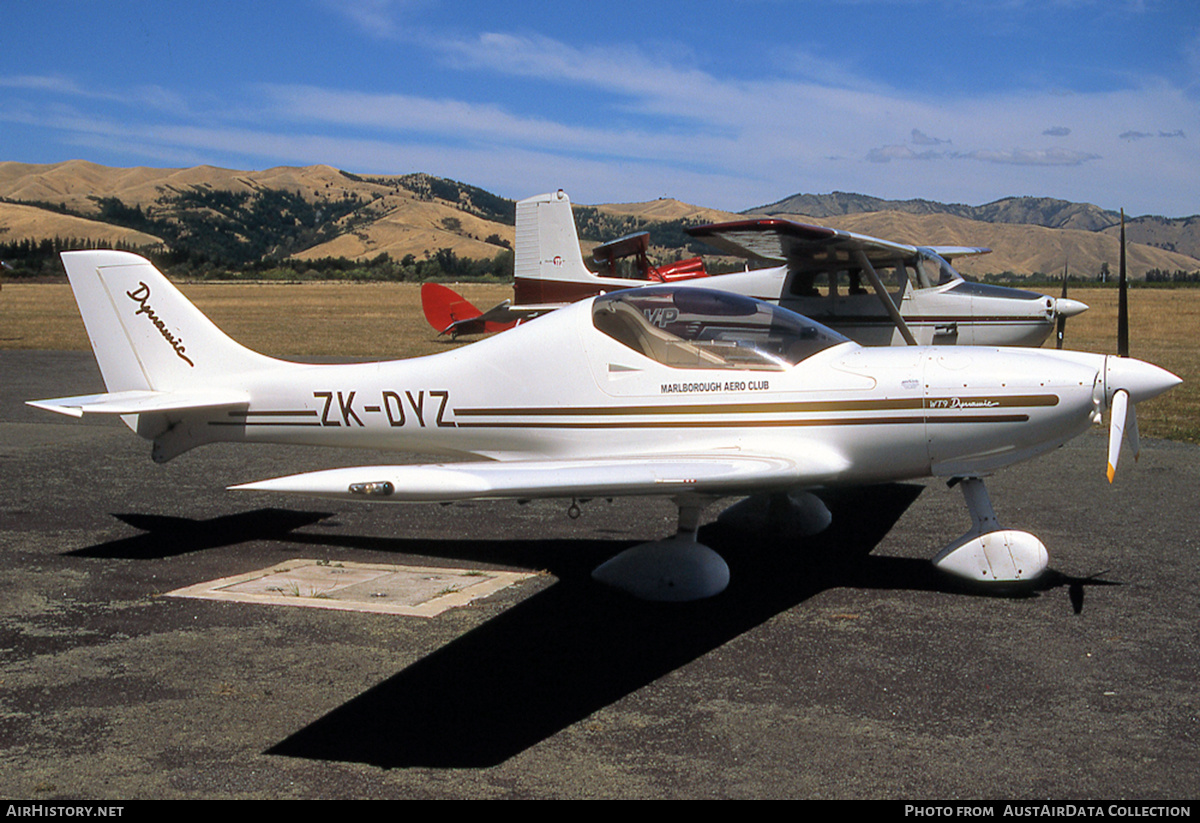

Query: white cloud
[317,0,427,40]
[963,148,1102,166]
[6,21,1200,215]
[911,129,952,146]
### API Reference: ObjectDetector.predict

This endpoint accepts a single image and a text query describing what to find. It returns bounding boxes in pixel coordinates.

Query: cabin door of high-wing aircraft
[778,263,916,347]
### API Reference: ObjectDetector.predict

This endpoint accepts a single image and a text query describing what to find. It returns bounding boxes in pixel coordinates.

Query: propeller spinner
[1055,262,1088,349]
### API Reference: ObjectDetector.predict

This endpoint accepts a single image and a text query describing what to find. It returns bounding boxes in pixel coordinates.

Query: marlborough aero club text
[660,380,770,394]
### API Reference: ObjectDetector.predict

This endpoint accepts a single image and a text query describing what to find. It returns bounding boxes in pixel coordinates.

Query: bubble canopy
[591,286,850,371]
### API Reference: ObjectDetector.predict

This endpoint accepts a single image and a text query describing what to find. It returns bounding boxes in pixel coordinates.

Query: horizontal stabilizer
[421,281,555,336]
[27,389,250,418]
[443,302,558,335]
[232,451,847,503]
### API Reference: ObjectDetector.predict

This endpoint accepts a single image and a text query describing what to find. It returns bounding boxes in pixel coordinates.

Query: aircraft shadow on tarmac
[66,508,334,559]
[258,483,1114,769]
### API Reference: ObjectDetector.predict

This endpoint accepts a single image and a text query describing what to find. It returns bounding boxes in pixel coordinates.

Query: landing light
[349,481,395,497]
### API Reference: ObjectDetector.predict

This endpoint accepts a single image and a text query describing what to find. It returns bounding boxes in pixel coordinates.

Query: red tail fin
[421,283,481,334]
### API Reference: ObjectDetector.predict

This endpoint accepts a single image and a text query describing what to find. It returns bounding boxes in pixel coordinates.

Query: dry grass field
[1054,288,1198,443]
[0,281,511,359]
[2,282,1194,442]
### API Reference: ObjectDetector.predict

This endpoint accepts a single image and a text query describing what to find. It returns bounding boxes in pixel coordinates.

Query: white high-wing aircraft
[425,190,1089,347]
[32,251,1177,601]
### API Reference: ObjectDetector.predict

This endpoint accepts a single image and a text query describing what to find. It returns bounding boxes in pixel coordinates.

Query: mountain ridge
[2,161,1198,277]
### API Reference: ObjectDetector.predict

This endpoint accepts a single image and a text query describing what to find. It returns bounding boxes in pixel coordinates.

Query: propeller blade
[1118,209,1129,357]
[1107,389,1129,483]
[1056,262,1068,349]
[1127,403,1141,464]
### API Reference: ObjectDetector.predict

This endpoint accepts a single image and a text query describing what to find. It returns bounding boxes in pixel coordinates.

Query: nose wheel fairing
[932,477,1048,584]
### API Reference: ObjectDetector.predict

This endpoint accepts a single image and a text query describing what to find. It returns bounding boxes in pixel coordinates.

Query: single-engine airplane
[423,190,1089,347]
[31,250,1176,601]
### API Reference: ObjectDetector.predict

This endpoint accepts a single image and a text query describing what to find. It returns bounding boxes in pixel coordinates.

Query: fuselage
[515,266,1064,348]
[178,293,1103,485]
[782,280,1060,347]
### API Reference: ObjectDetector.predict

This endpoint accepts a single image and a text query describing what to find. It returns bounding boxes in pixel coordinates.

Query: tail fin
[60,250,279,393]
[421,282,483,334]
[513,190,596,303]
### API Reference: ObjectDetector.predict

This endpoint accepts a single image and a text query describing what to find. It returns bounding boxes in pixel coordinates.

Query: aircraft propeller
[1056,262,1069,349]
[1053,260,1088,349]
[1100,209,1175,482]
[1048,259,1089,350]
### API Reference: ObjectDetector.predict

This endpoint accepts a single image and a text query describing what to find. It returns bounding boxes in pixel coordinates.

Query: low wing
[231,450,849,503]
[27,388,249,418]
[687,218,918,269]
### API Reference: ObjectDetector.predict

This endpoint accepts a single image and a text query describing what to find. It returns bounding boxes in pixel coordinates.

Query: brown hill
[0,161,514,262]
[749,191,1127,232]
[1106,215,1200,262]
[0,201,163,248]
[0,160,368,212]
[293,198,513,262]
[592,197,742,224]
[2,161,1197,276]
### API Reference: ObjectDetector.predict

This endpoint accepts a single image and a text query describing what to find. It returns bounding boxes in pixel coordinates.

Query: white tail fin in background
[514,190,594,284]
[60,250,280,393]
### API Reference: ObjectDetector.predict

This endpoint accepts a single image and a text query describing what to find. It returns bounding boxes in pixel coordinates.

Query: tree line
[1144,268,1200,283]
[0,236,514,282]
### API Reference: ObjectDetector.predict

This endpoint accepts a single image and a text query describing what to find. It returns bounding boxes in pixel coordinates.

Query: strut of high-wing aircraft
[29,193,1179,601]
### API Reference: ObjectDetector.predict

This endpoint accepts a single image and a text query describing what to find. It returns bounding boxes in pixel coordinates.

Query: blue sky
[3,0,1199,216]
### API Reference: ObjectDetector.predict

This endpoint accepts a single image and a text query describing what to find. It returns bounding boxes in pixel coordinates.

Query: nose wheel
[932,477,1048,584]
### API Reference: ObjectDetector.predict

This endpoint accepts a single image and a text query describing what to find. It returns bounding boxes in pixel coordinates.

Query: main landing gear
[590,491,836,602]
[591,497,730,602]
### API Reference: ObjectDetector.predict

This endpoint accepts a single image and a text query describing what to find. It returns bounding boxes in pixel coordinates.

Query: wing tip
[26,401,84,418]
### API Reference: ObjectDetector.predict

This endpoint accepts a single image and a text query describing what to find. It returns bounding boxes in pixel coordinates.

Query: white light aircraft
[32,251,1176,601]
[424,190,1089,347]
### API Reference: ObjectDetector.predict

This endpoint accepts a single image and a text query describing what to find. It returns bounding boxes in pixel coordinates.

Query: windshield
[592,287,848,371]
[914,250,963,288]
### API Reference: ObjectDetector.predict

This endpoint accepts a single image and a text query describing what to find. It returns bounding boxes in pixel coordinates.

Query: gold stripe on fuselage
[454,394,1057,418]
[452,414,1030,429]
[450,394,1057,429]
